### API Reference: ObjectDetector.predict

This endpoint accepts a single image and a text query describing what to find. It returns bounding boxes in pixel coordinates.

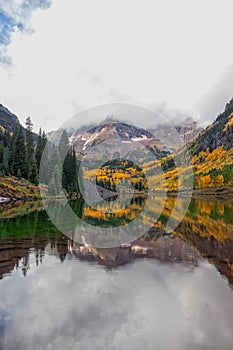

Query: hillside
[151,117,203,152]
[0,176,40,200]
[0,104,44,199]
[1,99,233,198]
[68,101,233,193]
[66,121,169,192]
[72,120,168,157]
[89,99,233,193]
[151,99,233,192]
[0,104,20,133]
[0,103,38,141]
[71,121,169,192]
[189,99,233,190]
[190,99,233,154]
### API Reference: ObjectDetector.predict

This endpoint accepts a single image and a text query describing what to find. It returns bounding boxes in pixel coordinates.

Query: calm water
[0,197,233,350]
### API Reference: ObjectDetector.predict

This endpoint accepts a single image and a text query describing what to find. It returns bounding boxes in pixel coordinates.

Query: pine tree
[59,130,69,161]
[17,168,22,179]
[28,153,38,185]
[77,159,84,196]
[39,143,50,185]
[59,130,72,192]
[2,146,9,175]
[25,117,34,179]
[9,127,17,174]
[12,125,27,178]
[41,130,47,150]
[38,130,49,185]
[48,177,56,195]
[35,127,43,169]
[68,145,80,194]
[48,162,63,196]
[0,119,80,195]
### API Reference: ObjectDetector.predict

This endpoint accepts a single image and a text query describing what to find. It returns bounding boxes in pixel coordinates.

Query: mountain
[64,108,232,192]
[0,103,38,140]
[190,99,233,154]
[2,98,233,194]
[0,103,43,196]
[68,122,170,184]
[63,120,170,192]
[70,117,202,155]
[151,117,203,152]
[0,103,20,133]
[155,99,233,191]
[175,117,203,144]
[189,99,233,190]
[72,121,167,155]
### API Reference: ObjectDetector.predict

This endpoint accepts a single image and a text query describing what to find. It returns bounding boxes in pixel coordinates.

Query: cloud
[1,0,233,131]
[0,256,233,350]
[195,65,233,126]
[0,0,51,64]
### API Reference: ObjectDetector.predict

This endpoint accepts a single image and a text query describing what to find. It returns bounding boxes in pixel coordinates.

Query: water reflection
[0,232,201,278]
[0,197,233,284]
[0,257,233,350]
[0,198,233,349]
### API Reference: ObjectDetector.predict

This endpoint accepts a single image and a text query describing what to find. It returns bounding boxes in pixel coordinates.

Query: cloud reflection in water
[0,255,233,350]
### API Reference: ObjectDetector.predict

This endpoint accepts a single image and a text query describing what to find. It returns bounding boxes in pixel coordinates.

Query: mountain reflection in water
[0,197,233,285]
[0,197,233,350]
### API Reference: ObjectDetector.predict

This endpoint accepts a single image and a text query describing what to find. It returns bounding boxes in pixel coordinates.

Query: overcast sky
[0,0,233,132]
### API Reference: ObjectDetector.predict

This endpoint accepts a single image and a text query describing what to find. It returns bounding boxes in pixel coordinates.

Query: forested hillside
[0,117,45,184]
[1,98,233,198]
[189,99,233,189]
[153,99,233,191]
[0,103,81,198]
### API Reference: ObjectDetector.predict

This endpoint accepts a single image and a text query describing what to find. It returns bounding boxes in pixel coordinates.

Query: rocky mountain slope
[1,99,233,194]
[190,99,233,155]
[0,102,38,140]
[152,99,233,191]
[0,104,20,133]
[68,121,170,183]
[151,117,203,152]
[189,99,233,189]
[72,120,167,156]
[64,102,233,192]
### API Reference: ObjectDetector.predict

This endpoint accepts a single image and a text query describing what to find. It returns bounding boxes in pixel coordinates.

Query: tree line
[0,117,44,184]
[0,118,80,196]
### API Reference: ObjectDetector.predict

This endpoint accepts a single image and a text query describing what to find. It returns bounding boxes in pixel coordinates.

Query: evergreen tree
[0,119,80,196]
[35,127,43,169]
[25,117,34,178]
[28,153,38,185]
[2,146,9,175]
[59,130,69,161]
[77,159,84,196]
[41,130,47,150]
[9,127,17,174]
[17,168,22,179]
[68,145,80,194]
[54,164,63,194]
[48,177,56,195]
[48,164,63,195]
[12,125,27,178]
[39,143,50,185]
[38,130,49,185]
[59,130,71,193]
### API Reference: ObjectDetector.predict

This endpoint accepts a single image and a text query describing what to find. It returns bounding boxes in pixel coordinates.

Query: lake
[0,196,233,350]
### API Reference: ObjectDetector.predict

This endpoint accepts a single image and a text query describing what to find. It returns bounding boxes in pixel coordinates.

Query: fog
[61,103,181,133]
